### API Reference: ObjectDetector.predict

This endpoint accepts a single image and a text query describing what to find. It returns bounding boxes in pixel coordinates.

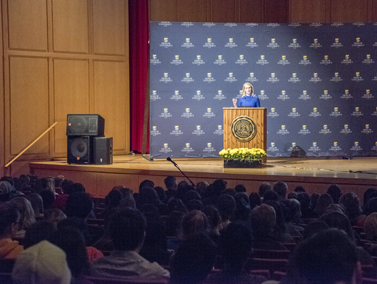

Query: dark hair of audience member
[165,176,177,191]
[9,197,36,230]
[310,193,319,210]
[137,187,161,211]
[0,176,14,185]
[326,184,342,204]
[314,193,333,217]
[319,211,355,242]
[293,185,306,193]
[221,188,236,197]
[233,192,251,223]
[166,211,185,237]
[185,190,201,203]
[57,217,90,244]
[287,192,297,199]
[139,179,154,192]
[364,197,377,216]
[26,193,44,218]
[302,220,329,239]
[196,181,208,197]
[61,179,74,194]
[66,182,86,194]
[180,210,209,240]
[109,208,146,251]
[186,200,203,212]
[44,208,66,229]
[258,182,272,198]
[170,233,217,284]
[235,184,246,193]
[283,228,360,284]
[39,189,55,210]
[363,188,377,208]
[168,198,188,214]
[263,190,279,202]
[155,186,167,202]
[139,213,170,266]
[273,180,288,200]
[250,204,276,236]
[65,192,93,219]
[249,192,261,211]
[49,227,90,278]
[296,192,318,219]
[217,194,236,225]
[202,205,222,243]
[219,221,253,273]
[264,200,292,243]
[23,221,55,249]
[339,192,362,224]
[0,203,20,236]
[105,189,122,211]
[213,179,227,196]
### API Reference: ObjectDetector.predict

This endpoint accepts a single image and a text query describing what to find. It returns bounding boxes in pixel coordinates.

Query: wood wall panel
[9,57,49,155]
[211,0,237,23]
[330,0,369,22]
[7,0,47,51]
[178,0,208,22]
[289,0,329,23]
[0,1,4,176]
[149,0,178,21]
[52,0,88,53]
[239,0,264,23]
[93,0,126,55]
[93,61,128,152]
[53,59,90,154]
[264,0,289,23]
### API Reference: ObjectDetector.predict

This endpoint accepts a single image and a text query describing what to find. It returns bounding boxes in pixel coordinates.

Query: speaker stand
[142,154,154,162]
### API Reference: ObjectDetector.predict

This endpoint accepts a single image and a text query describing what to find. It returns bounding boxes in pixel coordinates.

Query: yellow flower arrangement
[219,148,266,163]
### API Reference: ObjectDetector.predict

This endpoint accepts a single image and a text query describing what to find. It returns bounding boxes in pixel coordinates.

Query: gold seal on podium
[231,116,257,142]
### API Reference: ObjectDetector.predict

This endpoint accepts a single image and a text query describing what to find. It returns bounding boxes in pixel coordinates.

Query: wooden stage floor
[30,155,377,199]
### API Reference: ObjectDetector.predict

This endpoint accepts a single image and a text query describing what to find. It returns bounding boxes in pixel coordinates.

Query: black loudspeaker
[67,136,91,164]
[291,145,307,158]
[66,114,105,136]
[93,137,113,165]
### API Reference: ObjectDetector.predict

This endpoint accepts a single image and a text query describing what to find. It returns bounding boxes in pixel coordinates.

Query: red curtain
[129,0,149,153]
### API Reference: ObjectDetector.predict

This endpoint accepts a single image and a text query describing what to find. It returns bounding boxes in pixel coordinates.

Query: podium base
[224,160,262,168]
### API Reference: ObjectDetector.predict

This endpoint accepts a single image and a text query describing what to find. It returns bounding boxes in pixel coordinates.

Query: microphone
[166,157,177,166]
[166,157,195,187]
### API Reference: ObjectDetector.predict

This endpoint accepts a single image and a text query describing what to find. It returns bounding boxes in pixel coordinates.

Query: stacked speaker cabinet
[66,114,113,165]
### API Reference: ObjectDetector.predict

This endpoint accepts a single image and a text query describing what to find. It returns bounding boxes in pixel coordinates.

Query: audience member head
[105,189,122,211]
[44,208,67,229]
[40,189,55,210]
[314,193,333,217]
[326,184,342,204]
[339,192,362,221]
[235,184,246,193]
[233,192,251,222]
[263,190,279,202]
[296,192,311,210]
[9,196,36,230]
[24,221,55,249]
[258,182,272,198]
[302,220,329,239]
[166,211,185,237]
[264,200,288,235]
[196,181,208,197]
[180,210,208,240]
[0,180,16,202]
[61,179,74,194]
[221,188,236,197]
[185,190,201,203]
[168,198,188,214]
[139,179,154,192]
[155,186,166,202]
[202,205,222,235]
[294,185,306,193]
[12,241,71,284]
[320,211,354,242]
[170,233,217,284]
[310,193,320,210]
[363,197,377,216]
[217,194,236,223]
[165,176,177,191]
[27,193,44,217]
[364,212,377,241]
[65,192,93,219]
[273,180,288,200]
[213,179,227,196]
[186,199,203,211]
[109,208,146,251]
[363,188,377,208]
[249,192,261,210]
[282,199,302,223]
[250,204,276,235]
[284,229,361,284]
[220,221,253,272]
[49,227,89,278]
[0,203,20,238]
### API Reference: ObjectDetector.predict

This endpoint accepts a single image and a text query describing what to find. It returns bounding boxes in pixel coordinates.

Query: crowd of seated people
[0,174,377,284]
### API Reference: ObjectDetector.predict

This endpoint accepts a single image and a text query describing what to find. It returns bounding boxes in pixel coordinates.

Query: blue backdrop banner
[150,22,377,159]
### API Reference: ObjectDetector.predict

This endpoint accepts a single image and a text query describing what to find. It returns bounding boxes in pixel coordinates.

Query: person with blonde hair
[232,82,260,108]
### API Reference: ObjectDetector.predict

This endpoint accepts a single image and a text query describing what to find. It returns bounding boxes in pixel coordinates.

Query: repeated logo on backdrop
[150,22,377,158]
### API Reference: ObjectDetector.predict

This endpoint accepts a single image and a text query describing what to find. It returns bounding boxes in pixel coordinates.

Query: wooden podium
[223,107,267,150]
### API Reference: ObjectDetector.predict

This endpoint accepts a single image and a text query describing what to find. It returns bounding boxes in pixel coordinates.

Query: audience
[2,173,377,283]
